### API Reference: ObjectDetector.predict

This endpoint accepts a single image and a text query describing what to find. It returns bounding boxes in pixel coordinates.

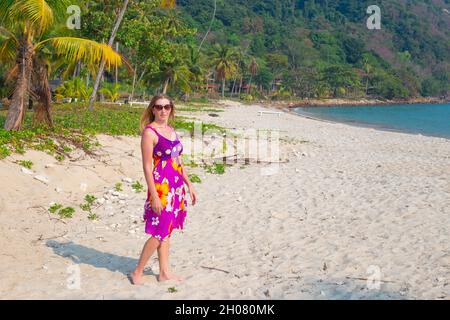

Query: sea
[293,103,450,139]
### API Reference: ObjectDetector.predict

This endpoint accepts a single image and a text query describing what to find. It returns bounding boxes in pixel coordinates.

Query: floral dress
[142,124,188,241]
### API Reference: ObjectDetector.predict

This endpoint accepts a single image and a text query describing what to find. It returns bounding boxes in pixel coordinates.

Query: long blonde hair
[139,94,176,133]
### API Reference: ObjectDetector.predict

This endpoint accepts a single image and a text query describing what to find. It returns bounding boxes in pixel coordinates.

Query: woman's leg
[157,237,183,282]
[130,236,161,285]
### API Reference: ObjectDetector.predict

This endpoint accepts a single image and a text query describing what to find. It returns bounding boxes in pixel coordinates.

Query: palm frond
[0,33,18,63]
[160,0,176,8]
[36,37,123,70]
[9,0,55,34]
[0,0,15,24]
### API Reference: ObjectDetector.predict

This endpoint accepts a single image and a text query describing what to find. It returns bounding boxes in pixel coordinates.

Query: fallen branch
[200,265,240,278]
[27,205,67,225]
[32,230,68,244]
[345,276,397,284]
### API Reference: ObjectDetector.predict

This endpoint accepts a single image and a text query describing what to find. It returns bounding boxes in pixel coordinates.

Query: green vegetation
[15,160,33,169]
[48,203,75,219]
[176,0,449,100]
[205,162,226,175]
[167,287,178,293]
[80,194,98,220]
[114,183,123,192]
[188,173,201,183]
[131,181,145,193]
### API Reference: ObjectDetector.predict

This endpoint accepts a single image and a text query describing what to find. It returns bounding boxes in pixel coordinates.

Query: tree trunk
[88,0,129,111]
[231,77,237,97]
[238,76,243,97]
[222,77,225,98]
[115,42,119,85]
[32,59,54,128]
[247,75,253,94]
[4,37,34,131]
[162,77,170,94]
[130,66,137,102]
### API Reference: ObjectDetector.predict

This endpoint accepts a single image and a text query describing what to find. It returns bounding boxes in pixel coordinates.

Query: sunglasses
[153,104,172,111]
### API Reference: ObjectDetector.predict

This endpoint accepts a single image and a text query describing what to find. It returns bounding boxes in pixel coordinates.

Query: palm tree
[0,0,123,131]
[155,58,192,94]
[247,58,258,94]
[187,45,205,92]
[230,45,249,97]
[88,0,129,111]
[211,44,237,98]
[100,83,121,102]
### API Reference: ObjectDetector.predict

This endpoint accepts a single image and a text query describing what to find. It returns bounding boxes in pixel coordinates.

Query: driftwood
[345,276,397,284]
[200,265,241,279]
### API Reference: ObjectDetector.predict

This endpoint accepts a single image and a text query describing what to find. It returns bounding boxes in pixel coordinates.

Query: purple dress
[142,124,188,241]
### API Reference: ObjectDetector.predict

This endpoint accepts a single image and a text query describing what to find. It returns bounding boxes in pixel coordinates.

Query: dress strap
[145,124,178,141]
[145,124,159,134]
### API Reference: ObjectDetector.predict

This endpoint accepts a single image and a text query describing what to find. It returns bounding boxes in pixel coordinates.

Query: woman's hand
[188,184,197,205]
[151,195,163,215]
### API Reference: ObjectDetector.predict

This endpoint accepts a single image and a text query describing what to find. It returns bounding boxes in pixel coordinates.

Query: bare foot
[158,271,183,283]
[130,270,145,285]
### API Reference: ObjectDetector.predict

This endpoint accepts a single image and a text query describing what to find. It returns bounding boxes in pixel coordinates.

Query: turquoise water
[294,103,450,139]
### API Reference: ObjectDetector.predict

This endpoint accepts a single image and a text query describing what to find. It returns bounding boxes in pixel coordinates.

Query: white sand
[0,100,449,299]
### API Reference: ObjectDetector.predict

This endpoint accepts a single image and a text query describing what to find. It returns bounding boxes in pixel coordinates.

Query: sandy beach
[0,100,449,299]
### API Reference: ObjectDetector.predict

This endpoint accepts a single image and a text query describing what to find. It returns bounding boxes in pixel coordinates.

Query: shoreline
[247,99,450,141]
[264,96,449,109]
[282,107,450,141]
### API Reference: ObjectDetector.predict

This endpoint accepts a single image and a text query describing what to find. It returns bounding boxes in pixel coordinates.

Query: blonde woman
[130,94,197,285]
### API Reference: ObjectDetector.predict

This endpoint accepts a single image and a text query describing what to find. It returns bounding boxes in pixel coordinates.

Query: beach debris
[122,177,133,184]
[45,163,55,168]
[322,262,328,271]
[55,187,63,193]
[95,198,106,205]
[200,265,240,278]
[118,193,128,200]
[301,152,308,157]
[21,167,34,175]
[208,113,219,117]
[34,175,50,184]
[295,168,300,173]
[263,289,270,297]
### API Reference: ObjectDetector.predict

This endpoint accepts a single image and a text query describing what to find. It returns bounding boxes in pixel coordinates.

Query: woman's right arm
[141,129,159,207]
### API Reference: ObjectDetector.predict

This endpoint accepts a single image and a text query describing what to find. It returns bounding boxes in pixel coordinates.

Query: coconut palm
[0,0,123,131]
[187,45,206,91]
[210,44,237,98]
[100,83,121,102]
[247,57,258,94]
[153,58,192,94]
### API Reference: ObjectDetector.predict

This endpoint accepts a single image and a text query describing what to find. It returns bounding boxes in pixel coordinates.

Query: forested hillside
[178,0,450,99]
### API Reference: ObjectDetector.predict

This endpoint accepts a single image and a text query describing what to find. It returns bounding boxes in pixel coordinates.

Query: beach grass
[0,103,227,161]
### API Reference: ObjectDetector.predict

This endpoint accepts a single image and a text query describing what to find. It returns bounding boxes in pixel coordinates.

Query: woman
[130,94,197,285]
